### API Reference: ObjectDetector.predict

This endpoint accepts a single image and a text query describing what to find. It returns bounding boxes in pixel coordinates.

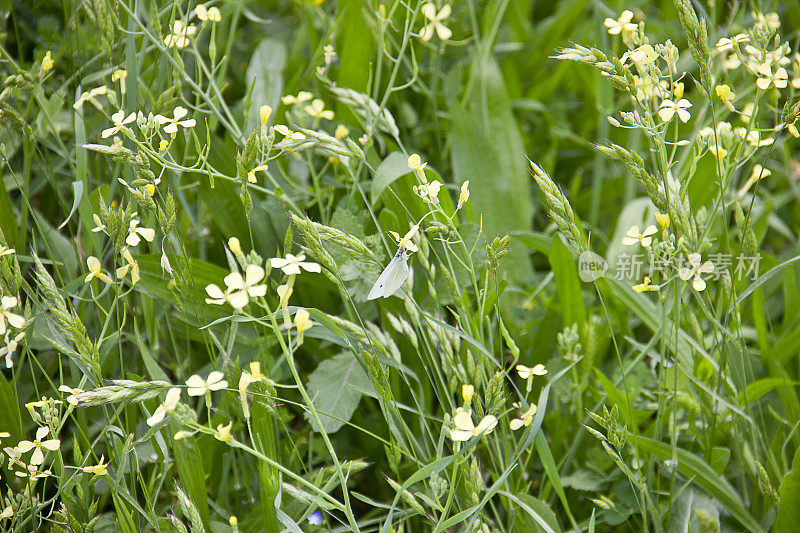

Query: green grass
[1,0,800,531]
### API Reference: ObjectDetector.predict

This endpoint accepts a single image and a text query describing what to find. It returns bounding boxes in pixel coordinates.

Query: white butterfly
[367,224,419,300]
[367,247,410,300]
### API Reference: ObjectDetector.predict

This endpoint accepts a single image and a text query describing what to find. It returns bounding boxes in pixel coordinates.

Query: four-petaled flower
[147,387,181,426]
[0,296,24,336]
[420,3,452,41]
[281,91,314,106]
[82,455,109,476]
[622,225,657,247]
[73,86,108,111]
[102,109,136,138]
[293,308,313,345]
[270,253,322,276]
[17,427,60,466]
[516,364,547,379]
[116,248,140,285]
[509,403,537,430]
[205,283,235,306]
[164,21,197,49]
[126,215,156,247]
[715,84,736,111]
[658,99,692,123]
[224,264,268,309]
[186,371,228,396]
[239,362,266,418]
[84,256,113,285]
[156,106,196,134]
[449,407,497,441]
[304,99,334,120]
[604,10,637,38]
[274,124,306,140]
[756,62,788,90]
[1,331,25,368]
[247,164,268,183]
[413,180,442,204]
[215,422,233,442]
[679,253,714,291]
[633,276,660,293]
[716,33,749,52]
[388,224,420,253]
[195,5,221,22]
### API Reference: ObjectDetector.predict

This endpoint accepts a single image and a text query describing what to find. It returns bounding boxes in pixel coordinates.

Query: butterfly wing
[381,250,410,298]
[367,255,398,300]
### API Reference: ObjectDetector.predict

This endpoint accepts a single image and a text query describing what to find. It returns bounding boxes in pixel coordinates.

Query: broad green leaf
[504,492,560,533]
[776,446,800,533]
[245,38,286,133]
[371,151,410,206]
[549,235,585,328]
[305,351,374,433]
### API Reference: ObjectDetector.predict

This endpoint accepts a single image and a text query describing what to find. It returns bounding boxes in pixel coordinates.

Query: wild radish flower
[461,384,474,404]
[40,50,54,75]
[57,385,84,406]
[716,33,749,52]
[83,455,109,476]
[449,407,497,441]
[457,180,470,210]
[146,387,180,426]
[270,253,321,276]
[388,224,420,253]
[156,106,196,134]
[323,44,336,65]
[304,99,334,120]
[756,63,788,90]
[335,124,349,139]
[408,153,428,183]
[186,371,228,396]
[195,5,221,22]
[215,422,233,442]
[116,248,140,285]
[159,139,169,151]
[17,427,60,466]
[281,91,314,105]
[247,164,268,183]
[274,124,306,140]
[633,277,660,293]
[745,130,774,147]
[626,44,657,66]
[74,85,108,110]
[112,68,127,95]
[224,265,268,309]
[126,216,156,247]
[715,85,736,111]
[164,21,196,48]
[1,331,25,368]
[239,362,266,418]
[413,180,442,204]
[679,253,714,291]
[659,99,692,123]
[102,109,136,138]
[84,256,113,285]
[277,283,293,326]
[0,296,24,336]
[738,164,771,197]
[205,284,235,306]
[516,364,547,379]
[420,3,452,41]
[604,10,636,41]
[655,212,670,229]
[510,403,537,430]
[622,225,657,247]
[293,308,313,345]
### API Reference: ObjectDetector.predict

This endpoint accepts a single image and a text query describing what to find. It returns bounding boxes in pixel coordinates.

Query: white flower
[604,10,637,37]
[510,403,537,430]
[17,427,60,466]
[658,99,692,123]
[156,106,196,134]
[0,296,24,336]
[274,124,306,140]
[147,387,181,426]
[101,109,136,138]
[679,253,714,291]
[195,5,221,22]
[57,385,84,406]
[420,3,452,41]
[281,91,314,105]
[622,225,657,247]
[126,215,156,247]
[205,283,233,306]
[449,407,497,441]
[756,62,788,90]
[164,21,196,49]
[73,85,108,111]
[716,33,749,52]
[516,364,547,379]
[223,264,267,309]
[270,253,322,276]
[1,331,25,368]
[304,99,334,120]
[186,371,228,396]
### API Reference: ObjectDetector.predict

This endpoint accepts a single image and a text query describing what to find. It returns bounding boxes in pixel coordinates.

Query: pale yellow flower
[420,3,452,41]
[228,237,242,254]
[84,256,113,285]
[304,99,334,120]
[622,225,657,247]
[516,364,547,379]
[116,248,140,285]
[509,403,537,430]
[293,308,313,345]
[281,91,313,105]
[633,276,660,293]
[270,253,321,276]
[449,407,497,441]
[126,215,156,247]
[413,180,442,204]
[604,10,636,40]
[164,21,196,48]
[457,180,470,210]
[82,455,108,476]
[334,124,350,139]
[215,422,233,442]
[205,283,234,306]
[679,253,714,291]
[159,139,169,151]
[0,296,24,337]
[388,224,420,253]
[196,5,221,22]
[238,362,266,419]
[17,426,60,466]
[186,371,228,396]
[260,105,273,126]
[274,124,306,140]
[655,212,670,229]
[715,84,736,111]
[247,164,268,183]
[277,283,293,326]
[112,68,127,94]
[73,85,108,111]
[102,109,136,138]
[658,99,692,123]
[146,387,181,426]
[737,164,771,197]
[0,245,14,257]
[2,331,25,368]
[156,106,196,134]
[756,62,788,90]
[40,51,54,74]
[57,385,84,406]
[461,384,474,404]
[224,264,268,309]
[716,33,749,52]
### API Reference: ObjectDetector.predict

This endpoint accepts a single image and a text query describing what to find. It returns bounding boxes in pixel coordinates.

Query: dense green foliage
[2,0,800,531]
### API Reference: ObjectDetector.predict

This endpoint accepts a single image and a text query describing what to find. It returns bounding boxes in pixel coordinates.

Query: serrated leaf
[305,351,373,434]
